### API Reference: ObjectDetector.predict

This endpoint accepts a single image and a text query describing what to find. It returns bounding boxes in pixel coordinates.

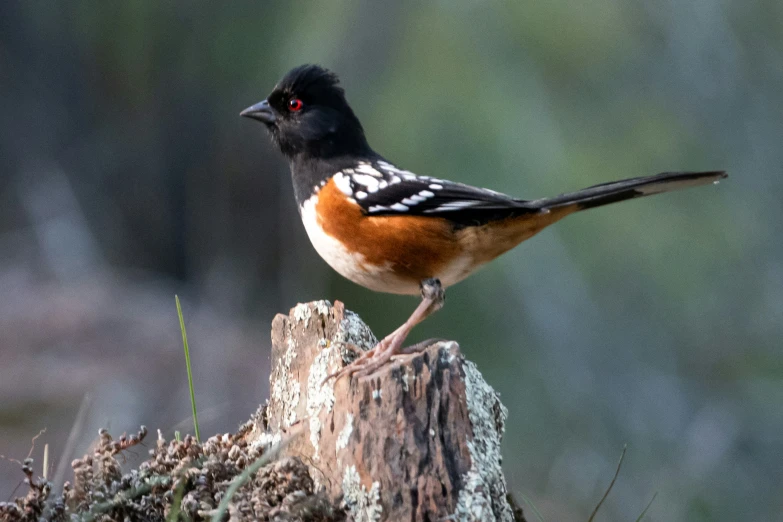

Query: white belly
[300,195,422,294]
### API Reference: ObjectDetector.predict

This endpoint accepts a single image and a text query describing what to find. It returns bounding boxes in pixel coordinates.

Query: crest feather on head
[276,64,343,98]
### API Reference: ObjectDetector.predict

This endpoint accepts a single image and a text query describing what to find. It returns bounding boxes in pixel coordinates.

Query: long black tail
[526,171,727,212]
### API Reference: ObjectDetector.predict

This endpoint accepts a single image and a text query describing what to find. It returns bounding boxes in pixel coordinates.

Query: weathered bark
[243,300,518,522]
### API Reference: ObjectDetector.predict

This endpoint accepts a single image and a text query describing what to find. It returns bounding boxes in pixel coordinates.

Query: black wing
[333,160,537,225]
[333,161,726,226]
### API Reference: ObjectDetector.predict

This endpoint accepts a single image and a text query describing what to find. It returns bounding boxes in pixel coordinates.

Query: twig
[0,427,47,469]
[587,444,627,522]
[26,428,47,459]
[0,454,22,467]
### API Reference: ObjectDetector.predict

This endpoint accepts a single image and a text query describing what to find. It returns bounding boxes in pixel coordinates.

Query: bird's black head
[241,65,372,160]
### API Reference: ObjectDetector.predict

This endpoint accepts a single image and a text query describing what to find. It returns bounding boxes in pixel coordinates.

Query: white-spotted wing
[332,160,535,224]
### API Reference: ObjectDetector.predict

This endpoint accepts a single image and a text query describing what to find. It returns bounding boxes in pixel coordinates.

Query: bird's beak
[240,99,276,124]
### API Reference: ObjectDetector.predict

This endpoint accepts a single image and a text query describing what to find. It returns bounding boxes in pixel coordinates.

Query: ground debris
[0,425,345,522]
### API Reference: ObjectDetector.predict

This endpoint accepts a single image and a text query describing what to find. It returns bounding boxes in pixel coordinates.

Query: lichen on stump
[243,300,519,522]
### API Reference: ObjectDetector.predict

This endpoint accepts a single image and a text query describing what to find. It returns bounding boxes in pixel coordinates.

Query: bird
[241,64,726,382]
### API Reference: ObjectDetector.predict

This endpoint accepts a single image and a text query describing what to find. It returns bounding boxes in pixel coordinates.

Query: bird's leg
[325,278,445,383]
[352,279,445,379]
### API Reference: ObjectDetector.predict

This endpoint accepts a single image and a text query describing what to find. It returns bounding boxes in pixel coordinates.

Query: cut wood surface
[242,300,520,522]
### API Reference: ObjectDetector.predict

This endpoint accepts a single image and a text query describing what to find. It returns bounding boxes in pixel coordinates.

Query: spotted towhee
[241,64,726,381]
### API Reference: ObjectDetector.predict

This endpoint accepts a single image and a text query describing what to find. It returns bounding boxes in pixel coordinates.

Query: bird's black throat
[289,151,381,207]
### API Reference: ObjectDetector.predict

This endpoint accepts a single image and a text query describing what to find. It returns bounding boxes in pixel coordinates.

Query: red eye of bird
[288,98,303,112]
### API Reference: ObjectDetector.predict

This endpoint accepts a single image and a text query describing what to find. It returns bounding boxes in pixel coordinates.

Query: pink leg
[324,278,445,383]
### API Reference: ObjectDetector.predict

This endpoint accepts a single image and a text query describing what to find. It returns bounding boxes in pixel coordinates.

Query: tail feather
[526,171,727,212]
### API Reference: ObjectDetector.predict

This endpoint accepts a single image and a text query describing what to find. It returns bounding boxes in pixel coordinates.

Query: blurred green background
[1,2,780,520]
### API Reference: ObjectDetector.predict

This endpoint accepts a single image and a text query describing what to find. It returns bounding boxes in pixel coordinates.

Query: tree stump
[243,300,519,522]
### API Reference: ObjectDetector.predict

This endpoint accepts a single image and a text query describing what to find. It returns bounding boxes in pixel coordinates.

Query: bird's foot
[323,278,445,385]
[323,337,445,384]
[322,339,386,384]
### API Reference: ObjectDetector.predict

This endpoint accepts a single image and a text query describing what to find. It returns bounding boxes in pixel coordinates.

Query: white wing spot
[390,203,409,212]
[377,161,401,173]
[429,184,443,190]
[352,174,380,188]
[368,205,387,213]
[401,198,417,206]
[377,160,420,180]
[391,176,401,184]
[440,201,479,210]
[419,190,435,198]
[379,180,388,189]
[355,164,383,177]
[334,173,353,196]
[424,201,481,213]
[355,191,368,199]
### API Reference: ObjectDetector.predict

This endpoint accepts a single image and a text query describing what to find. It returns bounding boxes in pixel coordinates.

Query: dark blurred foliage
[1,2,781,520]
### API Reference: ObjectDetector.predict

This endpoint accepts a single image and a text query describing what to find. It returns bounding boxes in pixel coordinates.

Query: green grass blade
[166,477,187,522]
[634,492,658,522]
[587,444,627,522]
[175,295,200,442]
[518,492,546,522]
